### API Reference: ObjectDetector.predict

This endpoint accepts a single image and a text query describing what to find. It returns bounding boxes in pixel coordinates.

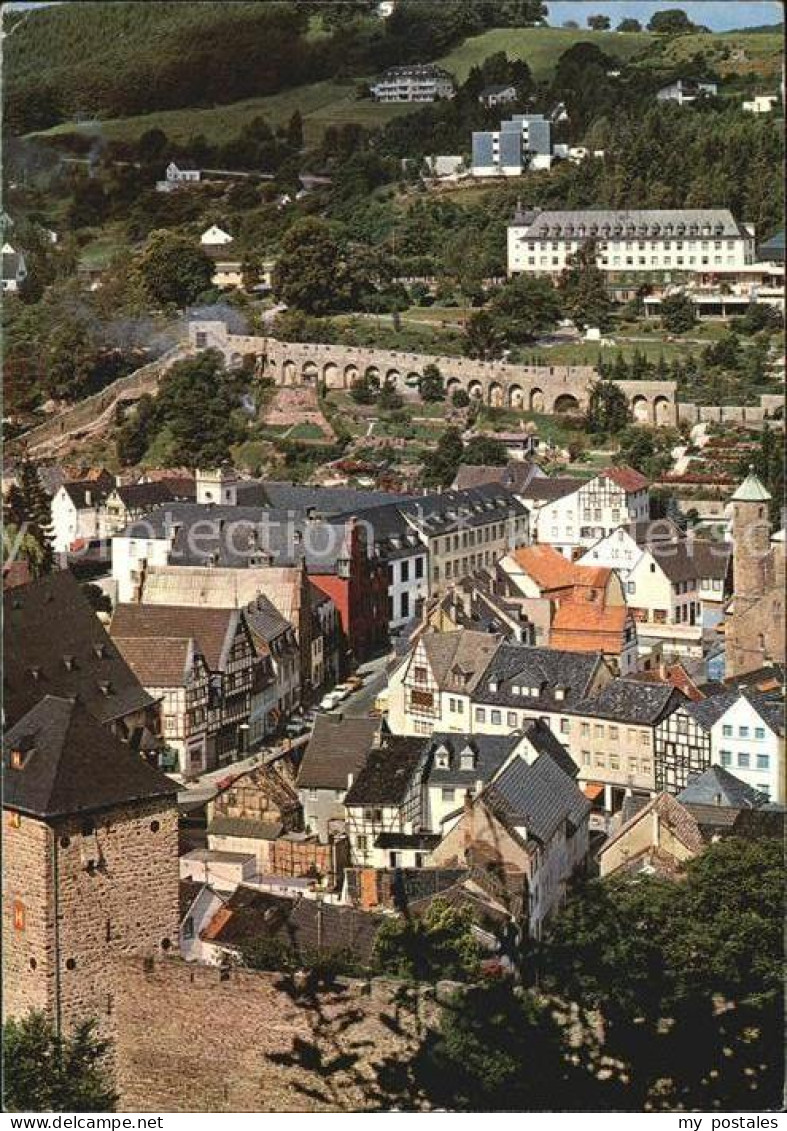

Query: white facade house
[528,468,650,558]
[508,207,755,278]
[710,694,784,803]
[371,65,455,103]
[742,94,780,114]
[656,79,718,105]
[2,243,27,292]
[200,225,234,247]
[51,481,112,553]
[156,162,202,192]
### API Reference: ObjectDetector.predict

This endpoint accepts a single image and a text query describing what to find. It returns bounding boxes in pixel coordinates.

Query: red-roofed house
[550,601,638,675]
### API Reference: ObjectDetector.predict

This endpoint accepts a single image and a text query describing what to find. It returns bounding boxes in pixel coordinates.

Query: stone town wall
[2,799,180,1041]
[188,320,678,423]
[113,955,440,1112]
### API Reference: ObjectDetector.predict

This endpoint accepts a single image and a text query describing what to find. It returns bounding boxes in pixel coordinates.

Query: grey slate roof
[483,751,590,844]
[114,478,195,509]
[647,540,729,583]
[686,689,785,736]
[521,477,581,503]
[511,208,745,240]
[62,480,112,509]
[344,735,426,807]
[3,696,177,819]
[243,594,293,644]
[522,718,579,779]
[208,816,283,840]
[474,644,603,711]
[569,678,684,725]
[297,715,379,790]
[426,732,521,787]
[4,569,157,728]
[677,765,770,809]
[453,462,543,495]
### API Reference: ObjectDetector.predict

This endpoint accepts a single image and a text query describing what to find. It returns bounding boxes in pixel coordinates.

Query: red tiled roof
[511,544,612,593]
[602,465,649,492]
[551,601,631,654]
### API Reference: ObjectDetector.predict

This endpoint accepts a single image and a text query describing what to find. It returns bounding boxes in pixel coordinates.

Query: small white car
[319,691,343,711]
[332,684,352,702]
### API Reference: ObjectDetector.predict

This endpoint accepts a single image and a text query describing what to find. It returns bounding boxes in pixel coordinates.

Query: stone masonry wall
[2,812,55,1022]
[113,956,440,1112]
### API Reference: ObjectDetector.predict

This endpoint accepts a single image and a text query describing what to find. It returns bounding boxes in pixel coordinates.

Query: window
[400,592,409,620]
[560,718,570,735]
[609,726,619,741]
[755,727,766,740]
[507,711,517,728]
[581,750,591,765]
[491,710,502,725]
[475,708,486,723]
[8,811,21,829]
[581,722,590,737]
[308,788,318,801]
[413,666,428,684]
[738,726,749,739]
[400,560,409,583]
[594,724,603,738]
[10,749,23,770]
[756,754,770,770]
[183,916,195,940]
[738,752,750,768]
[720,749,732,766]
[13,901,25,931]
[356,836,367,852]
[389,852,403,868]
[441,788,456,803]
[722,724,732,737]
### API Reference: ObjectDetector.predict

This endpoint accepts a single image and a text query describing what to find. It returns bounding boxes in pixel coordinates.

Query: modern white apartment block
[472,114,553,177]
[507,208,756,279]
[371,65,455,103]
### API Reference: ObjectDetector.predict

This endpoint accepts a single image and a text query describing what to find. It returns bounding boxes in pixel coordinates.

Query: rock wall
[113,955,440,1112]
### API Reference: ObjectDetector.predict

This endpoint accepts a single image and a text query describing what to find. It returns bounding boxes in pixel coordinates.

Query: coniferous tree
[3,1013,118,1112]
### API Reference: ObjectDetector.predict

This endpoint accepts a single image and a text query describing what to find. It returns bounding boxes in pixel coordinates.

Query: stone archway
[445,378,462,399]
[282,359,296,385]
[631,395,649,423]
[406,371,421,389]
[654,395,672,425]
[529,387,545,412]
[509,384,524,409]
[468,380,484,400]
[323,362,340,388]
[302,361,319,385]
[489,382,504,408]
[553,393,580,414]
[386,369,402,387]
[230,351,243,369]
[365,365,380,383]
[344,364,359,388]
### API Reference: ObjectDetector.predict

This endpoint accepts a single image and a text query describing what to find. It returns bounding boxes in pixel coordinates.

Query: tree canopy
[3,1014,117,1112]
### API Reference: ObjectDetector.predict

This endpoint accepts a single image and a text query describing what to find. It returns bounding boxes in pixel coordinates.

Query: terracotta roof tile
[602,465,650,492]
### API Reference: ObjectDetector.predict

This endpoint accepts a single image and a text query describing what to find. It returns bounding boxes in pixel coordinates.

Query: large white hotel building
[507,207,756,278]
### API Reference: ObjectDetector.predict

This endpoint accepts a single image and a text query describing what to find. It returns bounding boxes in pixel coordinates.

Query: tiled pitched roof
[344,735,426,807]
[110,604,239,670]
[297,715,379,790]
[112,636,194,687]
[426,732,521,787]
[142,565,303,623]
[474,643,603,710]
[570,678,683,724]
[114,478,195,508]
[62,480,112,509]
[601,465,649,493]
[208,816,283,840]
[3,570,156,728]
[452,462,542,494]
[677,765,771,809]
[420,629,503,692]
[483,751,589,844]
[521,718,578,779]
[522,477,581,503]
[551,602,631,654]
[509,544,587,590]
[3,696,177,819]
[205,886,384,963]
[601,792,705,858]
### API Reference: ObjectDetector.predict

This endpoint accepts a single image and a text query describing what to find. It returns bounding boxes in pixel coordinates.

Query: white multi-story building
[656,78,718,105]
[522,467,650,558]
[690,691,784,803]
[371,65,455,103]
[50,480,113,553]
[472,114,554,176]
[507,207,755,278]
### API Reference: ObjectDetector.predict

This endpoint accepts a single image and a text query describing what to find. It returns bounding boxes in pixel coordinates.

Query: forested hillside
[3,0,548,134]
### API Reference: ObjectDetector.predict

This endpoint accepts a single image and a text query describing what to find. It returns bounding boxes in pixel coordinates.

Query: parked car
[319,690,343,711]
[332,683,352,701]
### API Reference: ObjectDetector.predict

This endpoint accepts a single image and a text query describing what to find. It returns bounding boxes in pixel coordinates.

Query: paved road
[337,652,391,718]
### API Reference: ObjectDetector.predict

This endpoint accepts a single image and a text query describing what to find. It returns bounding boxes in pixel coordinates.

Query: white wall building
[371,65,455,103]
[508,208,755,278]
[50,482,112,553]
[526,467,650,558]
[709,694,784,803]
[200,225,234,247]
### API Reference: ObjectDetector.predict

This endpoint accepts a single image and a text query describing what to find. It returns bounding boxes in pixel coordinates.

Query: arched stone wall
[187,322,678,422]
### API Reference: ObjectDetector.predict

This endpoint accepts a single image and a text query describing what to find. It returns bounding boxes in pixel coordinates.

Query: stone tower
[730,468,773,603]
[726,469,785,678]
[2,696,179,1037]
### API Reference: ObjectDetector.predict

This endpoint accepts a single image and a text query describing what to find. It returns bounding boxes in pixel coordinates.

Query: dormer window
[488,678,499,693]
[460,745,476,771]
[435,744,451,769]
[63,655,76,672]
[10,749,24,769]
[555,687,566,702]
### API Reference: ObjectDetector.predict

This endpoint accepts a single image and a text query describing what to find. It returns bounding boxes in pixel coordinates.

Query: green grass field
[436,25,653,82]
[30,80,414,146]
